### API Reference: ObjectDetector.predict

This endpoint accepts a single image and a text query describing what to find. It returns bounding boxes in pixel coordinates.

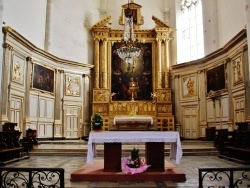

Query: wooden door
[10,96,23,132]
[64,106,81,138]
[183,106,198,139]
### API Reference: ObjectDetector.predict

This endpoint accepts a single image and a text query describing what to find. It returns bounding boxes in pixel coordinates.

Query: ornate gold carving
[93,89,110,103]
[157,89,171,102]
[152,16,171,28]
[186,78,195,95]
[119,2,144,26]
[157,104,172,113]
[233,55,243,84]
[91,2,174,130]
[26,56,33,62]
[2,26,13,34]
[93,104,108,113]
[109,101,156,116]
[12,62,21,81]
[182,76,196,97]
[3,43,13,50]
[66,75,81,96]
[91,15,111,28]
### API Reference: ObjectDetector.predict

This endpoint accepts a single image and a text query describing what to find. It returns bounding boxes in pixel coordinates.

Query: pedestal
[104,143,122,172]
[146,142,165,172]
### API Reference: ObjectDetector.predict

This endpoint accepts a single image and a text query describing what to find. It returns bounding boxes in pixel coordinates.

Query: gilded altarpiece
[91,2,174,131]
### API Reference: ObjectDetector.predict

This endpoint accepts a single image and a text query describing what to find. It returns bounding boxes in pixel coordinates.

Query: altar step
[29,140,219,156]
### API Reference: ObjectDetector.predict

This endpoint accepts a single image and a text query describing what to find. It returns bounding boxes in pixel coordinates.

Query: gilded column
[94,38,100,89]
[101,39,108,89]
[1,43,13,122]
[164,38,171,88]
[107,41,112,89]
[156,39,162,89]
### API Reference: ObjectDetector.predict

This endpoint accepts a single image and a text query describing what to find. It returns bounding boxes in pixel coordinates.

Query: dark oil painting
[32,63,54,93]
[206,64,226,93]
[111,43,152,101]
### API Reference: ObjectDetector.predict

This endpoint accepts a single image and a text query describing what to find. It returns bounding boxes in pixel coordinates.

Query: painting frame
[32,63,55,94]
[206,64,226,94]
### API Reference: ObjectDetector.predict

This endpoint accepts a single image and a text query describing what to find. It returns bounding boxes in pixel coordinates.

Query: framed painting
[206,64,226,94]
[111,43,152,101]
[32,63,54,93]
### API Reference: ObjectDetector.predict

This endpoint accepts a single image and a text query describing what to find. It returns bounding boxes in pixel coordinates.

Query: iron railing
[0,167,64,188]
[199,167,250,188]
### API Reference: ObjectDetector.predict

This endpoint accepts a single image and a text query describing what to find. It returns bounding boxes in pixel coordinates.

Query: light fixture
[116,0,141,64]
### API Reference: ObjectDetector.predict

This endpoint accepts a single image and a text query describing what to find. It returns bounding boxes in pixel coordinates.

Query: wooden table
[86,131,182,172]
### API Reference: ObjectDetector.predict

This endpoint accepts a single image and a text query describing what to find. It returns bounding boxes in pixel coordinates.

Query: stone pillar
[198,70,207,126]
[83,74,91,136]
[156,39,162,89]
[0,0,4,128]
[54,69,63,138]
[246,0,250,81]
[24,57,33,131]
[44,0,54,52]
[1,43,13,122]
[94,39,100,89]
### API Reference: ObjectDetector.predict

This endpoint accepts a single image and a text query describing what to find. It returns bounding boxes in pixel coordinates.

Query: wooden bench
[214,129,233,154]
[22,128,38,151]
[0,123,29,165]
[219,131,250,164]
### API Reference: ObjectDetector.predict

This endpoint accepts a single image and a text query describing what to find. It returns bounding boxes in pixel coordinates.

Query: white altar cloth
[86,131,182,165]
[113,116,153,125]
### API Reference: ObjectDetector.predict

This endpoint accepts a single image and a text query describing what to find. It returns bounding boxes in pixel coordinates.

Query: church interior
[0,0,250,187]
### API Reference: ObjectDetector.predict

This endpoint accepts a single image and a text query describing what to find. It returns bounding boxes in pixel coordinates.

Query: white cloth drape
[86,131,182,165]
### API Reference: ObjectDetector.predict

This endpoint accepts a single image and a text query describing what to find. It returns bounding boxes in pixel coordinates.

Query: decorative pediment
[121,2,142,9]
[152,16,170,28]
[119,2,144,27]
[91,15,111,29]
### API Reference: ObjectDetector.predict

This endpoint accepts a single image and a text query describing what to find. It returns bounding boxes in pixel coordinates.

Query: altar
[113,116,154,130]
[87,131,182,172]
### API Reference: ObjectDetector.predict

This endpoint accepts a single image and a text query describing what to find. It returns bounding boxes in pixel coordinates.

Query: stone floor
[4,141,247,188]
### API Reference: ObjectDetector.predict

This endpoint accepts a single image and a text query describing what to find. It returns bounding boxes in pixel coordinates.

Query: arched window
[177,0,204,63]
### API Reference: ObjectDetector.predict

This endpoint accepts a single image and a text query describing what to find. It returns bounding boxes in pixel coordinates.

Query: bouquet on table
[121,147,150,175]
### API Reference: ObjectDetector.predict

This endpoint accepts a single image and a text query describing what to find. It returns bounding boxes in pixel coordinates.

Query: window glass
[178,0,204,64]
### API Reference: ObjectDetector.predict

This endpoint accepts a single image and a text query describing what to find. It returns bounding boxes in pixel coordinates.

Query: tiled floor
[4,141,247,188]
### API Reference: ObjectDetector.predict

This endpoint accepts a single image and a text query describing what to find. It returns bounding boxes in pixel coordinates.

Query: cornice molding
[2,26,94,70]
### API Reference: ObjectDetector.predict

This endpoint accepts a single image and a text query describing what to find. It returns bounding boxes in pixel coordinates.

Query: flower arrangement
[121,147,150,174]
[127,148,143,168]
[91,113,103,130]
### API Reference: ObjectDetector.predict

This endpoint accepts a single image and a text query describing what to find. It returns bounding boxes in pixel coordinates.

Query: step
[29,140,218,156]
[29,148,219,156]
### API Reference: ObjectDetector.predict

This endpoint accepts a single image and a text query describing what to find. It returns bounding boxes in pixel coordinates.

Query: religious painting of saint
[111,42,152,101]
[32,63,54,93]
[206,64,226,93]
